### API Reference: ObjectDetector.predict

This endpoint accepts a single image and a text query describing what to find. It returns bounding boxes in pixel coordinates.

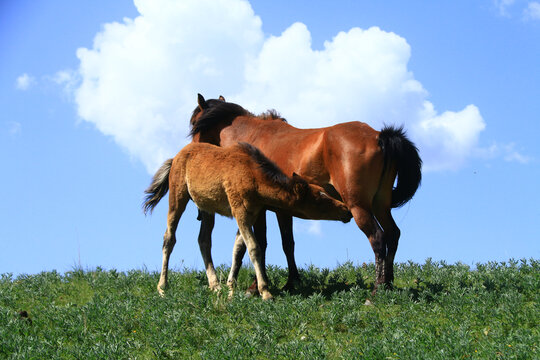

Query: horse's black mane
[190,101,250,137]
[189,99,229,126]
[236,142,291,189]
[260,109,287,122]
[190,100,286,138]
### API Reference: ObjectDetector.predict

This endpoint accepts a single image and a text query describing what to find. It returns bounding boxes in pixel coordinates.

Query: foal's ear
[197,93,209,110]
[292,173,308,196]
[219,95,226,101]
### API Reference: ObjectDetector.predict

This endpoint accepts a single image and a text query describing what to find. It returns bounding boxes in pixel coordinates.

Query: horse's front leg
[197,210,220,291]
[276,212,300,291]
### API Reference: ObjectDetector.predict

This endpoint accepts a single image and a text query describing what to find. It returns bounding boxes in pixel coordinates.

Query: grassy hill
[1,260,538,359]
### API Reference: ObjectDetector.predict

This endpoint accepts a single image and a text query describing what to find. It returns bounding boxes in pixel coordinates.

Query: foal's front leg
[227,230,247,298]
[227,211,267,297]
[235,217,272,300]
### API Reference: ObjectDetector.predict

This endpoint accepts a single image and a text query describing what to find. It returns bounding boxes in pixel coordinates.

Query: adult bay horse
[190,94,422,292]
[143,142,352,299]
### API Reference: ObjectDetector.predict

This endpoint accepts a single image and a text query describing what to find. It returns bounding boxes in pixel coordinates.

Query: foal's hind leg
[158,195,189,296]
[197,211,220,290]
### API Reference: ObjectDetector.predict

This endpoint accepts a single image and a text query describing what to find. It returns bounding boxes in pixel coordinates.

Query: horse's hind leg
[349,206,386,292]
[197,211,220,290]
[158,194,188,296]
[276,213,300,291]
[373,206,400,285]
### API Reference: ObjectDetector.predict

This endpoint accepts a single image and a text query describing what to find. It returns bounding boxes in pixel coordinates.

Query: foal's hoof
[261,292,274,301]
[157,286,166,297]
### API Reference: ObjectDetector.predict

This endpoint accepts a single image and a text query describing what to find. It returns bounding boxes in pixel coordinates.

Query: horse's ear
[197,93,208,110]
[219,95,226,101]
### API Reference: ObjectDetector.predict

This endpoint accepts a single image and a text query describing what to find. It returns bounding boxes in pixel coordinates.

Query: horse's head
[290,173,352,223]
[190,93,226,127]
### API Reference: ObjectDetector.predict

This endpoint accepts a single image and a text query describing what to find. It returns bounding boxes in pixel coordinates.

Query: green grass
[1,259,538,359]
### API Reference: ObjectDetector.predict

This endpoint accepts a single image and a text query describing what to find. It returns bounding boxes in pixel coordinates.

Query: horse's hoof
[157,287,166,297]
[281,280,300,293]
[262,292,274,301]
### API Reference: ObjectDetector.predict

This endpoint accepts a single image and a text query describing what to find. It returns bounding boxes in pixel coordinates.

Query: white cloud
[15,73,35,90]
[495,0,517,16]
[51,70,80,99]
[308,222,322,236]
[6,121,22,136]
[475,142,532,164]
[524,2,540,20]
[413,103,486,171]
[294,219,323,237]
[71,0,489,173]
[75,0,262,170]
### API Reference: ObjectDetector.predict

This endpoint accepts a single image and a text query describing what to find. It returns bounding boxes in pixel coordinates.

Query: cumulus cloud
[494,0,517,16]
[75,0,262,169]
[524,2,540,20]
[15,73,35,90]
[413,103,485,171]
[475,142,532,164]
[71,0,489,173]
[53,70,78,91]
[294,219,323,237]
[6,121,22,136]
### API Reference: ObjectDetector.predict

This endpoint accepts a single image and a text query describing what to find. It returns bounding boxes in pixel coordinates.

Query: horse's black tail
[143,159,173,215]
[378,125,422,208]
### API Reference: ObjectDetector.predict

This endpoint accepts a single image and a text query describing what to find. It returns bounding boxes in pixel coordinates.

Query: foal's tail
[378,125,422,208]
[143,159,173,215]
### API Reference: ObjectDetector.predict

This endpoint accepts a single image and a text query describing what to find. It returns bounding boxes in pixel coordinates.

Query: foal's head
[289,174,352,223]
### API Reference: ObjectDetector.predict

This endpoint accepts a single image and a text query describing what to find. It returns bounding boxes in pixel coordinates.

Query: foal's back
[171,142,257,217]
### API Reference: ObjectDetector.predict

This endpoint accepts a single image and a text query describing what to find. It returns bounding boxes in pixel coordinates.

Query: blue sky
[1,0,539,276]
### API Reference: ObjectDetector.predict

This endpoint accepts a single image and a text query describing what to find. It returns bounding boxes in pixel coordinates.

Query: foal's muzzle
[342,211,353,223]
